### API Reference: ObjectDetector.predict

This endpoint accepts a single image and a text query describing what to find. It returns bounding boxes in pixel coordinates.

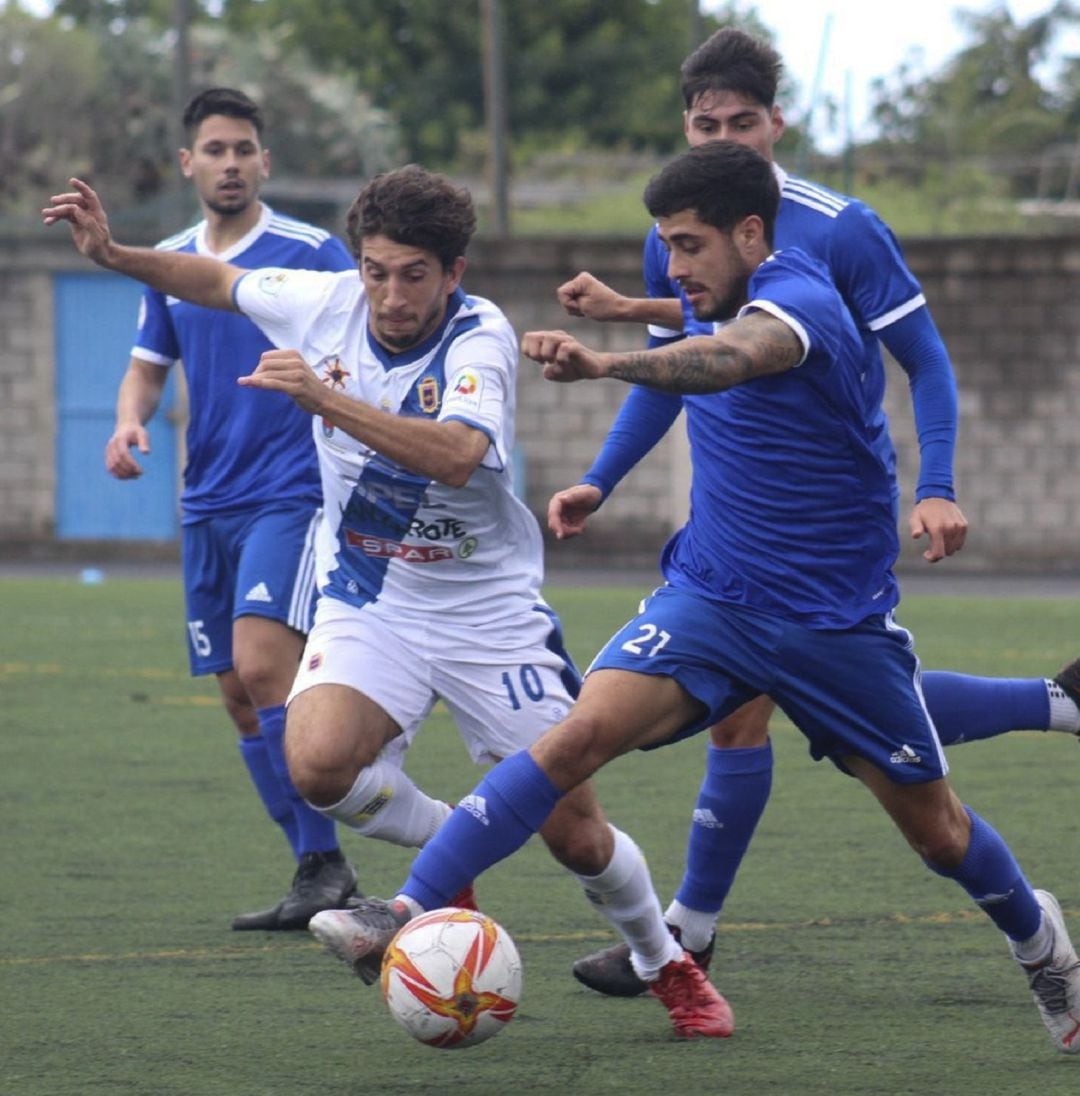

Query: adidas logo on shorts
[889,744,922,765]
[244,582,274,604]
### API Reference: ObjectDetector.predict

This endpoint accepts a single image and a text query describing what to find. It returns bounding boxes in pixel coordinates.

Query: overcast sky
[707,1,1080,150]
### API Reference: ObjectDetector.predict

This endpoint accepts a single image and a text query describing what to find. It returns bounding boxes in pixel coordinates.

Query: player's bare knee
[287,706,386,806]
[233,652,289,710]
[287,742,355,807]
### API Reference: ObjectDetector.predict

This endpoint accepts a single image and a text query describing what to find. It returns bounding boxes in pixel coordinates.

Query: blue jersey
[663,248,899,628]
[132,204,355,521]
[627,165,956,503]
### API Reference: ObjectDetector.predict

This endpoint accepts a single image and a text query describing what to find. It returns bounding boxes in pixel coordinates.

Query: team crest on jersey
[257,271,291,296]
[320,356,350,390]
[418,376,440,413]
[321,418,334,439]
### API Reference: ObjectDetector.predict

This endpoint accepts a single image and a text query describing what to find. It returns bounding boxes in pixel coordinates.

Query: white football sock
[315,759,451,847]
[571,826,682,982]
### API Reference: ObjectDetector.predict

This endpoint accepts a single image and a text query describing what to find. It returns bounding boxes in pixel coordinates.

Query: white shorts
[288,595,580,765]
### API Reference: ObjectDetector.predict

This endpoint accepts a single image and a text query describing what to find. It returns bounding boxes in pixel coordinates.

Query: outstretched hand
[42,178,113,264]
[909,497,968,562]
[521,329,609,383]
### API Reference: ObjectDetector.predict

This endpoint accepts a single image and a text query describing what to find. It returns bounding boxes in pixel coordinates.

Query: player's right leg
[183,516,324,927]
[284,597,457,847]
[574,693,774,996]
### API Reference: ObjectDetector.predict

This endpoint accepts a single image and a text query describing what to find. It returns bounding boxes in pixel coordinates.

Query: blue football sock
[238,733,301,857]
[923,672,1049,745]
[259,704,339,857]
[926,806,1042,941]
[673,741,773,915]
[403,751,564,911]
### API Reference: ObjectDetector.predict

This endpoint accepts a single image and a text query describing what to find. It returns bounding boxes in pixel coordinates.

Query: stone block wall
[4,231,1080,572]
[885,236,1080,572]
[0,240,56,540]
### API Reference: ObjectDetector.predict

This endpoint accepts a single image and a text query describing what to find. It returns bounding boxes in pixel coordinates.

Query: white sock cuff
[1012,909,1053,965]
[1046,679,1080,733]
[665,899,720,953]
[571,826,643,894]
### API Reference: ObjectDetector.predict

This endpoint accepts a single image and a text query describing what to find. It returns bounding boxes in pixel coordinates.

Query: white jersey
[234,269,544,623]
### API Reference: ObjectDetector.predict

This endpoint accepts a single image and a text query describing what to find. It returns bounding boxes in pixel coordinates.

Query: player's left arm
[832,204,966,562]
[523,310,801,393]
[879,308,967,561]
[239,349,488,487]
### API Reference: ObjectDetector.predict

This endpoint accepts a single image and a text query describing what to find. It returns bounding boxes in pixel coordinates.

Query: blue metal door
[54,272,179,539]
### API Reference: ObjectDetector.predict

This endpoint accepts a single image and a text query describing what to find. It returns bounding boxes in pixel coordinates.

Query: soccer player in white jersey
[44,165,733,1038]
[104,88,357,931]
[284,140,1080,1055]
[551,27,1080,998]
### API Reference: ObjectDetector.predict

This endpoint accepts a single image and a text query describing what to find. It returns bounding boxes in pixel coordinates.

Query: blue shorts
[590,585,947,785]
[181,504,320,677]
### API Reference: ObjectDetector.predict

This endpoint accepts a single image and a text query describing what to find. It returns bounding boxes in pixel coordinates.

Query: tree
[0,6,401,221]
[866,2,1080,195]
[218,0,780,165]
[0,8,103,216]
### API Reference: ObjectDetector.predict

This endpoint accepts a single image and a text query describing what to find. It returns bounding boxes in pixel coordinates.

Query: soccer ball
[380,907,523,1049]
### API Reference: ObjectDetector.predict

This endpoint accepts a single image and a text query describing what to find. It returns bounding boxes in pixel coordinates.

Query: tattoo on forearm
[608,318,799,394]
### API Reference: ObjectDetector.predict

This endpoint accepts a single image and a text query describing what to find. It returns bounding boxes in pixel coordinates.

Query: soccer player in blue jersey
[46,164,733,1038]
[553,27,1080,998]
[103,88,357,930]
[273,140,1079,1052]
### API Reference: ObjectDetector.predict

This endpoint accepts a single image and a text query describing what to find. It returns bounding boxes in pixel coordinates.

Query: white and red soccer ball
[380,907,523,1049]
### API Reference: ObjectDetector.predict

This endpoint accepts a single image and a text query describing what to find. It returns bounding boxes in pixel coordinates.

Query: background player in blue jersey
[103,88,357,930]
[284,140,1080,1054]
[552,27,1080,997]
[46,164,733,1039]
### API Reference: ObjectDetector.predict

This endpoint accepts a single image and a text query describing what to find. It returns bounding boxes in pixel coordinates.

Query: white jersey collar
[195,202,273,262]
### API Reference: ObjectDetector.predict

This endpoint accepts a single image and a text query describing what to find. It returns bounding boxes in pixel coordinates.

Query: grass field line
[0,662,190,681]
[9,905,1071,968]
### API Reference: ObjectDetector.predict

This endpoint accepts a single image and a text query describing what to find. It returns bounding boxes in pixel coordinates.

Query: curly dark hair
[680,27,783,110]
[346,165,476,269]
[644,140,779,246]
[182,87,264,142]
